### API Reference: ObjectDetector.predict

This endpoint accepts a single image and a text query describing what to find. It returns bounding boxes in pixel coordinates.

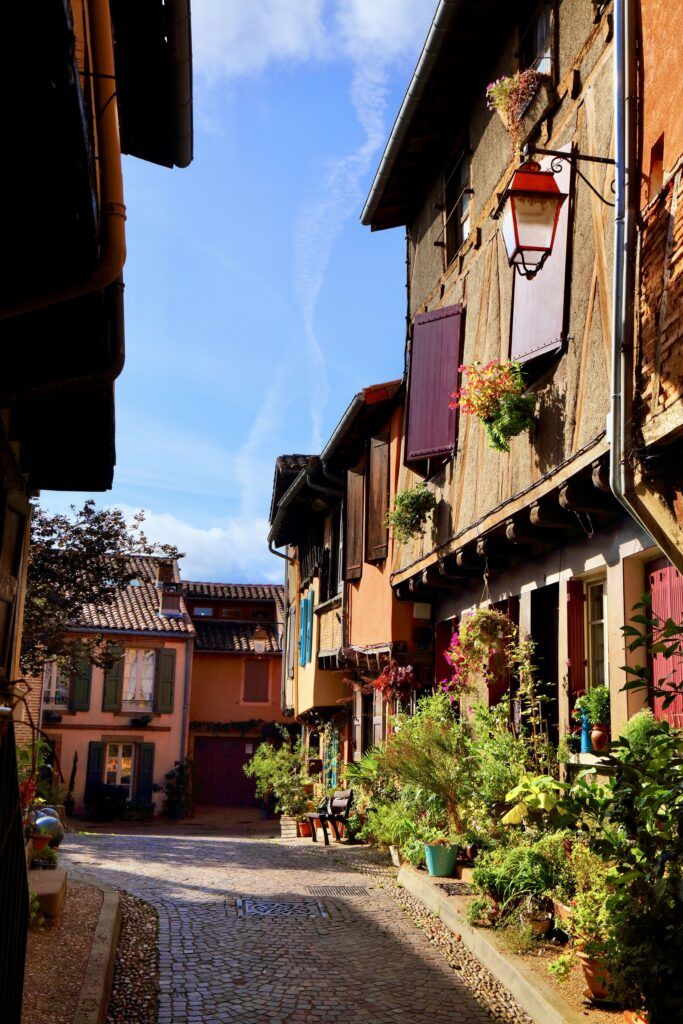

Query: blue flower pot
[580,711,593,754]
[424,843,459,877]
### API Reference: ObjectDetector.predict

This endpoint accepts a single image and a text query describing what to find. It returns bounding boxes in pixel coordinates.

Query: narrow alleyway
[62,829,529,1024]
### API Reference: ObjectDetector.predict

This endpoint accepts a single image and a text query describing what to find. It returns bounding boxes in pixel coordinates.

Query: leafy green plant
[620,708,661,757]
[466,895,497,926]
[28,888,44,929]
[503,919,537,954]
[386,484,437,545]
[584,685,610,726]
[547,953,574,981]
[361,802,419,849]
[244,732,312,817]
[502,774,568,826]
[471,844,559,918]
[451,360,536,452]
[621,593,683,709]
[159,760,195,819]
[485,69,547,136]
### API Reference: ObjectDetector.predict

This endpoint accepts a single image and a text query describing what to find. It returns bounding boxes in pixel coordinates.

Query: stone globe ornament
[501,159,567,278]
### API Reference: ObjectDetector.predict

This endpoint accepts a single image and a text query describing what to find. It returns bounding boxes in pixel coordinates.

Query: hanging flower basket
[451,360,536,453]
[441,608,512,699]
[486,69,552,141]
[386,484,438,544]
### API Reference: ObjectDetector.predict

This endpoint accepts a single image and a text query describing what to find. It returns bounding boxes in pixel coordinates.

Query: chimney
[156,560,183,618]
[156,559,175,584]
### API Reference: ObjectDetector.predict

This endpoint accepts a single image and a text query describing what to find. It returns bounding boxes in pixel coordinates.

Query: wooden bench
[306,790,353,846]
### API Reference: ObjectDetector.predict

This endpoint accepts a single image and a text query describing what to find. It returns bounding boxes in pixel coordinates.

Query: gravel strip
[287,841,533,1024]
[106,893,158,1024]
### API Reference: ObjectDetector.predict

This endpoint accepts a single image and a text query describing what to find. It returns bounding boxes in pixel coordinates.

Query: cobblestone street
[62,828,519,1024]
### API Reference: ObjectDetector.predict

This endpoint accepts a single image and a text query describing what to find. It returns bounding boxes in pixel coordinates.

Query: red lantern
[501,160,568,278]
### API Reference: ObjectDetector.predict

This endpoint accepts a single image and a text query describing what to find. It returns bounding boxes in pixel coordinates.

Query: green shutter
[85,741,104,802]
[154,649,176,713]
[136,743,155,802]
[102,647,123,711]
[70,659,92,711]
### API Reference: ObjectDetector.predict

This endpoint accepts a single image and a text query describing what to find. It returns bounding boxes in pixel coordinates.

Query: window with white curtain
[42,661,69,707]
[122,649,156,709]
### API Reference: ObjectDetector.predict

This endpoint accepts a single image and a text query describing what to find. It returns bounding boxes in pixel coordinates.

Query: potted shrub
[422,828,460,877]
[386,484,437,545]
[244,731,312,837]
[585,685,611,751]
[450,360,536,453]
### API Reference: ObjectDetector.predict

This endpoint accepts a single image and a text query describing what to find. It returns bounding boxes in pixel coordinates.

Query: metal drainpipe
[0,0,126,321]
[609,0,650,537]
[179,636,193,763]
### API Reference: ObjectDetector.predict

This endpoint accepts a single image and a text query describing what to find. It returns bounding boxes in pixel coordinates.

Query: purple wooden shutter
[510,144,572,363]
[366,436,389,562]
[406,304,463,463]
[566,579,586,697]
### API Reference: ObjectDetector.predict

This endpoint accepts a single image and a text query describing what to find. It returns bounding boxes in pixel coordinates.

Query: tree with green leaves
[20,500,182,676]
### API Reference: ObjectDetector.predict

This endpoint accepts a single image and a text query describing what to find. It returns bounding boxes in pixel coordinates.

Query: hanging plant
[441,608,512,699]
[486,69,548,139]
[386,484,438,544]
[375,661,418,702]
[450,360,536,453]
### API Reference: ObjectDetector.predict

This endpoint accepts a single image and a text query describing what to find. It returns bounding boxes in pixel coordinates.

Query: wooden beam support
[529,501,574,529]
[591,459,611,493]
[505,516,561,547]
[559,481,614,515]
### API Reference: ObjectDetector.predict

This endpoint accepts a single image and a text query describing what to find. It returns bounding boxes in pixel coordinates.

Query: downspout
[0,0,126,321]
[179,635,193,763]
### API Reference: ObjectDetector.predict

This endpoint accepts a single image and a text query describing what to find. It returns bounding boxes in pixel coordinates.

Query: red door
[645,557,683,727]
[193,737,259,807]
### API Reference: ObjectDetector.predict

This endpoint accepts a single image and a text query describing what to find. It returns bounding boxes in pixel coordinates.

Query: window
[122,649,156,710]
[193,607,214,617]
[586,580,607,688]
[220,608,243,619]
[444,154,471,264]
[42,662,69,708]
[243,659,270,703]
[520,3,552,76]
[104,742,134,794]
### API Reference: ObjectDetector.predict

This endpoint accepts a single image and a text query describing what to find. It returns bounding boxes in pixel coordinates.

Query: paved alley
[63,830,513,1024]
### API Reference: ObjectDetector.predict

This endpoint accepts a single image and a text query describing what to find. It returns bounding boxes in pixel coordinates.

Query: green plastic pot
[424,843,459,877]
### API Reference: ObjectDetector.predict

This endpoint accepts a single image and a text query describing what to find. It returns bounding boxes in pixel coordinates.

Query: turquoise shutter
[136,743,155,802]
[298,598,307,667]
[85,741,104,802]
[102,647,123,711]
[305,594,314,663]
[70,659,92,712]
[154,649,176,713]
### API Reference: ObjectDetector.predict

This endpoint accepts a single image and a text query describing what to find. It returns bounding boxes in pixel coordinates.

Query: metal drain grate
[236,898,329,918]
[305,885,369,897]
[436,881,473,896]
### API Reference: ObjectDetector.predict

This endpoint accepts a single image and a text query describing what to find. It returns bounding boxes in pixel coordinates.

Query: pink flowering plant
[441,608,512,700]
[486,69,547,139]
[450,359,536,452]
[375,661,418,703]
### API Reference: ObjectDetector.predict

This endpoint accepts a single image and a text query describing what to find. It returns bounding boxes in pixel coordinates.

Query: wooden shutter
[352,687,363,762]
[102,647,123,711]
[70,659,92,712]
[154,649,176,713]
[510,145,572,363]
[344,458,365,581]
[366,436,390,562]
[305,594,314,663]
[646,557,683,726]
[85,741,104,802]
[406,304,463,463]
[566,579,586,696]
[243,659,270,702]
[136,743,155,802]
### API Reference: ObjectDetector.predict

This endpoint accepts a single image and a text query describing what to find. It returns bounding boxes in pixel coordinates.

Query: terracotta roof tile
[75,555,193,636]
[182,582,284,604]
[193,620,281,654]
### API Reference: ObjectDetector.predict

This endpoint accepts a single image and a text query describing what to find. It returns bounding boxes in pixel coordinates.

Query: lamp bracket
[522,145,616,207]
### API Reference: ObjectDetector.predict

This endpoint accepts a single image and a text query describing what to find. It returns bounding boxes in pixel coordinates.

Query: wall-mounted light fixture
[252,625,268,657]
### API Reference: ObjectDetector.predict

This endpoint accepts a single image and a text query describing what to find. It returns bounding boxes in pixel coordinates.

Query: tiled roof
[182,582,284,605]
[75,555,193,636]
[193,620,281,654]
[275,455,313,474]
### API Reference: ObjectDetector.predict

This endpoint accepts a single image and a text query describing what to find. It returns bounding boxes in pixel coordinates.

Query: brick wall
[639,165,683,445]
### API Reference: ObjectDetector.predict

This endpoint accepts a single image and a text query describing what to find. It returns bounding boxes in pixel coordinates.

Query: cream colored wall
[43,636,190,814]
[295,576,347,716]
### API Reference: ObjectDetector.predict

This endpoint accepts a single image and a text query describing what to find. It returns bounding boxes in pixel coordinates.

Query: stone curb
[73,888,121,1024]
[397,864,587,1024]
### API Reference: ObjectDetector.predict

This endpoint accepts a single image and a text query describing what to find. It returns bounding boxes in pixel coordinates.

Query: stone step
[29,867,67,918]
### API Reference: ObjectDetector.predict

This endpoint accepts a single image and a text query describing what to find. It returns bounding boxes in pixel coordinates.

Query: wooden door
[193,737,258,807]
[646,557,683,727]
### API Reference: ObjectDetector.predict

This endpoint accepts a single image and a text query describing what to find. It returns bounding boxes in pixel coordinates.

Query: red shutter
[344,458,364,581]
[366,436,389,562]
[646,557,683,727]
[566,579,586,697]
[510,144,572,363]
[243,660,270,702]
[406,304,463,463]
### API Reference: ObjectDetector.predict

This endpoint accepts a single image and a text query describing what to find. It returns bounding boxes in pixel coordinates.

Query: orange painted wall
[347,404,416,649]
[640,0,683,204]
[189,653,286,723]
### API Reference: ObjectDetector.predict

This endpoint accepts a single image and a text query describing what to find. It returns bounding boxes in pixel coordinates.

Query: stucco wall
[189,652,284,724]
[296,577,347,715]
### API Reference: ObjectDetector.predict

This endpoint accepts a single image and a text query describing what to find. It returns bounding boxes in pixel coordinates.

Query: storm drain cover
[437,881,473,896]
[236,898,329,918]
[305,885,369,897]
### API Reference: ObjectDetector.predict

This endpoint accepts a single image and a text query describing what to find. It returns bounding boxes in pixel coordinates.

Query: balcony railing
[122,697,154,711]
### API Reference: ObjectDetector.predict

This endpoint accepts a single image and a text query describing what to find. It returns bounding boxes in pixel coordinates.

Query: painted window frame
[42,661,70,708]
[585,577,608,690]
[122,648,156,711]
[104,741,134,795]
[444,150,472,265]
[519,1,555,78]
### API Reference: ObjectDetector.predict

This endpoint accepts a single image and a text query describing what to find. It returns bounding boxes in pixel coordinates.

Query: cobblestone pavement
[62,831,516,1024]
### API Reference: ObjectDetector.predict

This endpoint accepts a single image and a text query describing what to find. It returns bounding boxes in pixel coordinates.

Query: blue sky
[43,0,437,582]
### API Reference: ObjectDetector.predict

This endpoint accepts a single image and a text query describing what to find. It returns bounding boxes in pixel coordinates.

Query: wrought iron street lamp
[501,159,568,279]
[252,625,268,657]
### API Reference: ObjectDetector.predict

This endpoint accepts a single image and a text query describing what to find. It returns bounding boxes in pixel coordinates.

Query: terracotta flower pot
[297,820,312,838]
[591,723,610,752]
[552,898,573,924]
[577,952,612,1001]
[526,912,552,936]
[31,834,50,853]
